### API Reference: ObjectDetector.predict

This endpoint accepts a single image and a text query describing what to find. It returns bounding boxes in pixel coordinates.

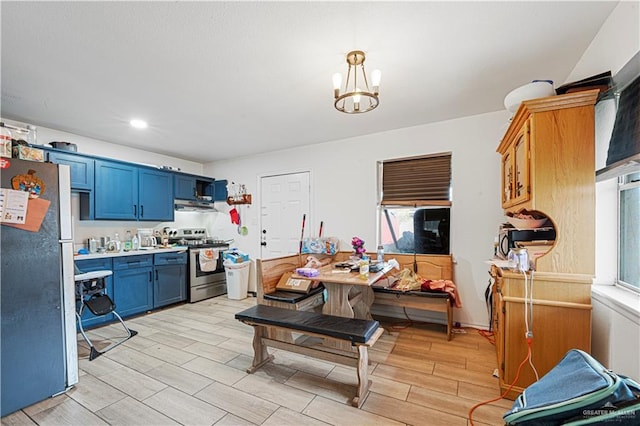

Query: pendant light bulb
[332,73,342,98]
[353,90,361,104]
[371,69,382,93]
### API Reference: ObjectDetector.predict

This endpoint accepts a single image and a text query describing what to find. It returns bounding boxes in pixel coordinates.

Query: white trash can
[224,260,250,300]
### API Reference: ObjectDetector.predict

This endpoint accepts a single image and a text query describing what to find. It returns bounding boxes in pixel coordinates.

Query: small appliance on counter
[497,224,556,259]
[137,228,157,249]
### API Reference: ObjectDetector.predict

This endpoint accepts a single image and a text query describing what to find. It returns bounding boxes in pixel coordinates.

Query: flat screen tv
[413,207,450,255]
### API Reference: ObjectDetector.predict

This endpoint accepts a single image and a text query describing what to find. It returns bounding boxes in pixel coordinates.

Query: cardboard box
[223,251,249,263]
[12,145,44,162]
[275,272,313,293]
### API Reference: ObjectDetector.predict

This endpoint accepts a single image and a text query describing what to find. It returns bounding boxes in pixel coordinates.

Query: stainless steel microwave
[497,227,556,259]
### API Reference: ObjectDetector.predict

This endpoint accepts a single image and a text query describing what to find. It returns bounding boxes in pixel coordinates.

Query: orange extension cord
[468,337,534,425]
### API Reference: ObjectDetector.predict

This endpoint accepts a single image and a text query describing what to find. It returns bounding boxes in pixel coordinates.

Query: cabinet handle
[140,205,144,218]
[133,205,137,216]
[149,271,153,282]
[155,270,158,280]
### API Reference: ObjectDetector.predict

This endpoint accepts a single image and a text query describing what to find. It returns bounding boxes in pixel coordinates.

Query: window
[378,153,452,255]
[618,171,640,292]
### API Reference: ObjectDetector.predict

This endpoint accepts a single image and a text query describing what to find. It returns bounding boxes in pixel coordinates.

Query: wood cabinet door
[501,150,514,207]
[512,121,530,206]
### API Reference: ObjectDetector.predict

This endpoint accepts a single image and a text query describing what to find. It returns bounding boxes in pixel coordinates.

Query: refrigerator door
[59,165,79,387]
[1,159,73,416]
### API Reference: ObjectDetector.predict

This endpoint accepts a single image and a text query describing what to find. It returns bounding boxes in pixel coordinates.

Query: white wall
[205,110,508,328]
[565,1,640,379]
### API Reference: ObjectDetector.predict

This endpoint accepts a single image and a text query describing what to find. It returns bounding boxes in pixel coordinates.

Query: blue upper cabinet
[94,160,173,221]
[139,168,174,221]
[47,151,95,192]
[174,174,197,200]
[174,173,215,201]
[95,160,138,220]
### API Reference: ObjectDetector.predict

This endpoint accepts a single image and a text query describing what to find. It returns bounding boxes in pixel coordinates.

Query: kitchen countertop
[74,246,188,261]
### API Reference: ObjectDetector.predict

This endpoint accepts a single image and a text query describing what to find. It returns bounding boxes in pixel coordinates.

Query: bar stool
[75,268,137,360]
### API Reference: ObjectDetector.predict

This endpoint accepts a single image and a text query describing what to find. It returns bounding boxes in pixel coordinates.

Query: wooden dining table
[292,262,394,321]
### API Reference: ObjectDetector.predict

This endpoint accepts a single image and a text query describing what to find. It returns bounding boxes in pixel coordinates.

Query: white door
[260,172,310,259]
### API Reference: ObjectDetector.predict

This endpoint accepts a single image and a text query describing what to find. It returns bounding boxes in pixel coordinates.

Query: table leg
[321,282,358,352]
[351,286,375,320]
[322,282,355,318]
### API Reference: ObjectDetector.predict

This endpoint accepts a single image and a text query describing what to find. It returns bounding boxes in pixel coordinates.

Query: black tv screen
[413,207,450,255]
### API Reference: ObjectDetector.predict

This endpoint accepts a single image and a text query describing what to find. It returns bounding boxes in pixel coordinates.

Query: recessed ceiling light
[130,119,148,129]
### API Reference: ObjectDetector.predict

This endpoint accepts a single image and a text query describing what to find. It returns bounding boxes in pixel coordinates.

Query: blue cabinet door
[47,151,95,191]
[154,252,187,308]
[113,267,153,317]
[94,160,138,220]
[213,179,228,201]
[154,264,186,307]
[113,255,153,317]
[75,258,114,328]
[174,174,197,200]
[139,168,174,221]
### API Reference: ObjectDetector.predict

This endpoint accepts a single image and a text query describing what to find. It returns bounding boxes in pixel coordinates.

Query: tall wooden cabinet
[492,90,599,399]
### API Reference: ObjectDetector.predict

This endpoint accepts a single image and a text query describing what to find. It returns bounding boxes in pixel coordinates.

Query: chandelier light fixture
[333,50,381,114]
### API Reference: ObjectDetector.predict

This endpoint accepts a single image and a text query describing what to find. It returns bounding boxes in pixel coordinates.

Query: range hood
[174,199,217,212]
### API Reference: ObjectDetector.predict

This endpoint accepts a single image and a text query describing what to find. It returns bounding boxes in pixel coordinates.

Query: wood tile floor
[1,296,511,425]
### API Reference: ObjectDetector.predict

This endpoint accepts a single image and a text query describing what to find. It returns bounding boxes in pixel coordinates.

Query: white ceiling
[1,1,618,163]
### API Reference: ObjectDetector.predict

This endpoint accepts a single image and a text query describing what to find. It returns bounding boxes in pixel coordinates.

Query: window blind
[381,153,452,205]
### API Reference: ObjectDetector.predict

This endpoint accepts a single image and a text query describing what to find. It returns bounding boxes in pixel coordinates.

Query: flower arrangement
[351,236,366,257]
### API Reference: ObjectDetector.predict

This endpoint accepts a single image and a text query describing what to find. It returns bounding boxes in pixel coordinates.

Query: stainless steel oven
[166,228,230,303]
[188,246,228,302]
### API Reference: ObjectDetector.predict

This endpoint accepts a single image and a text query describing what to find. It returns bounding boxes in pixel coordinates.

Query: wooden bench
[256,255,325,312]
[370,254,455,340]
[235,304,384,408]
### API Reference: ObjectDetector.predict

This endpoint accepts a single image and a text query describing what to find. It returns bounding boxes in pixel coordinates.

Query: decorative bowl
[504,80,555,113]
[506,216,548,229]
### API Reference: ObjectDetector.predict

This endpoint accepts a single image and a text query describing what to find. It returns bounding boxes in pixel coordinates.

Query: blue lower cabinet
[154,252,187,308]
[113,255,153,318]
[75,258,114,328]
